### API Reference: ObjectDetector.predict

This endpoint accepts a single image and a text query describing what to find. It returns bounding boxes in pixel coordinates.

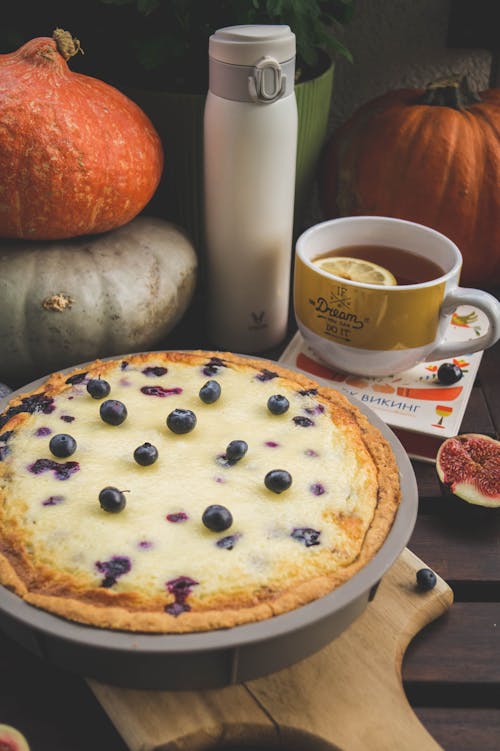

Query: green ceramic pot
[294,60,335,235]
[129,60,334,258]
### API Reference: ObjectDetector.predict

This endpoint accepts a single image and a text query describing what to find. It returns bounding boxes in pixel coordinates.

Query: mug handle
[424,287,500,362]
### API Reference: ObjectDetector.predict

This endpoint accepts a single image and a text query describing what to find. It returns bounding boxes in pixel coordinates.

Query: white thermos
[204,25,298,352]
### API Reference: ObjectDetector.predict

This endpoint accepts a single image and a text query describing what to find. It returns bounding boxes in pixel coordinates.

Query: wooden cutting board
[88,548,453,751]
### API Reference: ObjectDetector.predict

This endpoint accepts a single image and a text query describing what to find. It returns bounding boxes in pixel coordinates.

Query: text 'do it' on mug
[293,216,500,377]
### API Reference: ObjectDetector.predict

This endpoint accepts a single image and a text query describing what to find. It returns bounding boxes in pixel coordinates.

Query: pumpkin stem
[52,28,84,60]
[417,75,481,110]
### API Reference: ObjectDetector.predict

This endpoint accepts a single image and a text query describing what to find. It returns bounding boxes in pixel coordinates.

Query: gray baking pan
[0,353,418,690]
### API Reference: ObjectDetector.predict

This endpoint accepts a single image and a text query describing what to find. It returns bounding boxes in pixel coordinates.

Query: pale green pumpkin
[0,217,197,383]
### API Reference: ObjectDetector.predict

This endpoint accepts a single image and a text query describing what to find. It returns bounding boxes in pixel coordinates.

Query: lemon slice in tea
[314,256,397,286]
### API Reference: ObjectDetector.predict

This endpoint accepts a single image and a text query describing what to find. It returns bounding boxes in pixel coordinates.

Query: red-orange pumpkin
[0,30,163,240]
[320,77,500,288]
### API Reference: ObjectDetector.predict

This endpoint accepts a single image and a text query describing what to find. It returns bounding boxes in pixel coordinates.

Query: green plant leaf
[91,0,355,88]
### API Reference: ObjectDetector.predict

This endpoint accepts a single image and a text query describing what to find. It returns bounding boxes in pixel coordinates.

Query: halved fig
[0,724,30,751]
[436,433,500,508]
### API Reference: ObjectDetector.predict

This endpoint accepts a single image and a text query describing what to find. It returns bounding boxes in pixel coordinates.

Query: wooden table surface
[0,295,499,751]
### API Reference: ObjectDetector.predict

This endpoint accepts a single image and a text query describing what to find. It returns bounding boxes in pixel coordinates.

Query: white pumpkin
[0,217,197,383]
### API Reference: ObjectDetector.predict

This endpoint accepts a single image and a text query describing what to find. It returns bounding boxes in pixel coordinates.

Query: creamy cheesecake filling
[2,357,375,605]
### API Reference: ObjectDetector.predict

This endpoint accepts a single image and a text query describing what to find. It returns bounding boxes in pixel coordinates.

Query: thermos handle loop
[248,56,286,103]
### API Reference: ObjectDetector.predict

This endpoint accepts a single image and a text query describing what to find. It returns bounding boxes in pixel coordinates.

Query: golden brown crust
[0,350,401,633]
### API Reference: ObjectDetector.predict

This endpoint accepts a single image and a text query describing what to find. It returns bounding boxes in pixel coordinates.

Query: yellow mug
[294,216,500,376]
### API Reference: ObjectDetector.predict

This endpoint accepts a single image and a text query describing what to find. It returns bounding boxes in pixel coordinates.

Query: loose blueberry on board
[265,469,292,494]
[87,378,111,399]
[199,380,222,404]
[416,567,437,591]
[267,394,290,415]
[166,408,197,434]
[226,439,248,463]
[49,433,77,458]
[100,399,128,425]
[437,362,463,385]
[99,486,127,513]
[133,442,158,466]
[202,504,233,532]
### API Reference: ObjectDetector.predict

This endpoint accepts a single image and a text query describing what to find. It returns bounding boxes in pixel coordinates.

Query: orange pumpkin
[320,77,500,288]
[0,30,163,240]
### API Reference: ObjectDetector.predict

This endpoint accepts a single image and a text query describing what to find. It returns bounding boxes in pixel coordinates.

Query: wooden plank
[478,343,500,434]
[414,709,500,751]
[403,602,500,684]
[412,460,442,499]
[409,514,500,581]
[460,385,496,436]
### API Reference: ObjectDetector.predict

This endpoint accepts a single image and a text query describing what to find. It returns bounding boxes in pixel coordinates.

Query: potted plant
[0,0,353,252]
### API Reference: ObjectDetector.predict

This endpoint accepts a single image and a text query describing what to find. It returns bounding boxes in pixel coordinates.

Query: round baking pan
[0,353,418,690]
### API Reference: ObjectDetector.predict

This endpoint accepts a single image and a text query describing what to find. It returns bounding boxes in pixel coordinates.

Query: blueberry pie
[0,351,400,633]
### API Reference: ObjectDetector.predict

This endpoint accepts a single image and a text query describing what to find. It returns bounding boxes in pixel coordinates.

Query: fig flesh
[0,724,30,751]
[436,433,500,508]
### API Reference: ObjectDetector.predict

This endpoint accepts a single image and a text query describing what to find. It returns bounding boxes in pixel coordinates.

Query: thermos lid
[209,25,296,65]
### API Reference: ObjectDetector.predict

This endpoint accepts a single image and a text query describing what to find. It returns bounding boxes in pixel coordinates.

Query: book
[279,305,486,463]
